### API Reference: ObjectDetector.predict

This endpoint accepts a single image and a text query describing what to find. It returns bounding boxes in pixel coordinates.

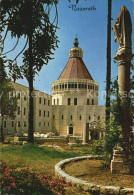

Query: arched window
[69,124,73,135]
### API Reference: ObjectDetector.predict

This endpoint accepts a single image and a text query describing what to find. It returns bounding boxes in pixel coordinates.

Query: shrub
[90,141,104,155]
[1,162,72,195]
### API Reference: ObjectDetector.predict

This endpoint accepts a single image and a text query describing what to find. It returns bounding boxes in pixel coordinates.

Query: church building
[2,37,106,140]
[51,37,106,139]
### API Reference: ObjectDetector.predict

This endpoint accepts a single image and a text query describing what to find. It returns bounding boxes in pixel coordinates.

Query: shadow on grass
[1,143,80,161]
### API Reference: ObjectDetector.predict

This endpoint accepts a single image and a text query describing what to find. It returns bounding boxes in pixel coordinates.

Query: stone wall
[55,156,134,195]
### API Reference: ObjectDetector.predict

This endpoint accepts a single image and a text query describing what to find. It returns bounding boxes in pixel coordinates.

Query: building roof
[58,57,93,80]
[58,37,93,81]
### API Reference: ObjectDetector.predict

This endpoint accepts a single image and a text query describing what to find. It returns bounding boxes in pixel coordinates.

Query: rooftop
[58,37,93,81]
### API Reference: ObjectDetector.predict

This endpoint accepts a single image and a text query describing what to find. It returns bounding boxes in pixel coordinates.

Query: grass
[1,143,82,176]
[1,142,103,176]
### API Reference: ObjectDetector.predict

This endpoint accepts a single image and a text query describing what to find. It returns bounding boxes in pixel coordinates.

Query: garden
[1,142,101,195]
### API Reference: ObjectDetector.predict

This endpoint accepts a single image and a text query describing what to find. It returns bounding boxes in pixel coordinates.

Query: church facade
[2,38,106,139]
[51,37,106,138]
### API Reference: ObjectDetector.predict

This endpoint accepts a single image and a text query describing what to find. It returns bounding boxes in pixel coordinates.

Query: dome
[58,37,93,80]
[58,58,93,80]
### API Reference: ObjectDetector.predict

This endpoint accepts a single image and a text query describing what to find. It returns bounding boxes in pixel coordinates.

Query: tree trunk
[106,0,112,129]
[0,115,4,143]
[27,2,34,143]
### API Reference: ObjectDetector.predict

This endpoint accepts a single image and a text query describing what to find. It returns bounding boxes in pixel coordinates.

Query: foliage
[103,60,134,159]
[90,141,104,155]
[0,80,18,118]
[103,77,122,159]
[1,0,59,143]
[1,0,59,78]
[1,161,72,195]
[0,79,18,142]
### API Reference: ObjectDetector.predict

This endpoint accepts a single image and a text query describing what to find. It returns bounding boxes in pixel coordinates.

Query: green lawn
[1,143,82,176]
[1,142,102,176]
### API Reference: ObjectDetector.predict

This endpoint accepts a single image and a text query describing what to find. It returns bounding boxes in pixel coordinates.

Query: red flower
[67,182,72,187]
[9,177,15,181]
[4,167,10,174]
[41,174,47,179]
[56,192,61,195]
[10,183,16,188]
[60,177,66,184]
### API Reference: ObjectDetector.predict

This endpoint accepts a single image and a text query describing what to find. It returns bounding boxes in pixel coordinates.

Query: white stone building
[51,37,106,139]
[2,37,106,139]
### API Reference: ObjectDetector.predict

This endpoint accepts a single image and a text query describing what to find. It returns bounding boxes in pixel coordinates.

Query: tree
[1,0,59,143]
[0,79,18,143]
[106,0,112,129]
[104,61,134,160]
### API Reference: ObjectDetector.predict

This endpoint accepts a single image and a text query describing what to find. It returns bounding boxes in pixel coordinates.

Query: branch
[2,27,8,50]
[2,37,19,55]
[52,3,58,26]
[3,27,8,43]
[12,38,28,62]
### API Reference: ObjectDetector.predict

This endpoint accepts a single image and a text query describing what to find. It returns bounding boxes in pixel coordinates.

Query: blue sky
[4,0,134,105]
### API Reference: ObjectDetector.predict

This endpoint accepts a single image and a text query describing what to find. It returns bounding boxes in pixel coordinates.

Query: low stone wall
[55,156,134,195]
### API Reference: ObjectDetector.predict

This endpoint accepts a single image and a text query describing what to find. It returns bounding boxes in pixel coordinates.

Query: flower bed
[1,161,72,195]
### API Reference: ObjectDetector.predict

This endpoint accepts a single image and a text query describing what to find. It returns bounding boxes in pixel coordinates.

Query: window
[69,125,73,135]
[4,121,6,128]
[24,121,26,127]
[68,98,71,105]
[92,99,94,105]
[17,107,20,115]
[24,95,26,101]
[79,116,82,120]
[39,97,41,104]
[39,122,41,127]
[53,99,55,105]
[98,116,100,120]
[87,99,89,105]
[10,92,13,96]
[39,110,41,116]
[48,122,49,126]
[70,115,72,120]
[44,111,46,117]
[57,99,59,105]
[24,108,26,115]
[44,98,46,105]
[75,83,77,88]
[48,100,50,106]
[48,111,49,117]
[44,122,45,126]
[65,84,67,88]
[53,115,55,119]
[71,83,74,88]
[74,98,77,105]
[89,116,91,120]
[17,93,20,99]
[11,121,14,127]
[62,115,64,119]
[78,84,81,88]
[18,121,21,127]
